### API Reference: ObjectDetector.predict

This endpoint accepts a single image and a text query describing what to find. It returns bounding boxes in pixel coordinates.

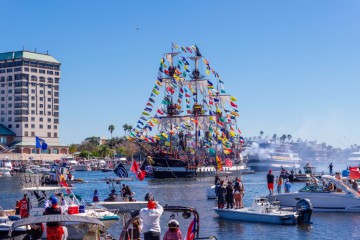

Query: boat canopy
[22,186,73,191]
[10,215,104,230]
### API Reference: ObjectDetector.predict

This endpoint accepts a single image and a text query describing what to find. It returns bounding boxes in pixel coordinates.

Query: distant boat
[347,151,360,167]
[247,143,301,171]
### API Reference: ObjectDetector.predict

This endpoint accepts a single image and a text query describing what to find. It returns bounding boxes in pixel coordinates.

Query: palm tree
[260,131,264,138]
[280,134,287,142]
[108,125,115,138]
[287,134,292,142]
[272,134,277,141]
[68,144,78,154]
[98,145,111,158]
[122,124,133,136]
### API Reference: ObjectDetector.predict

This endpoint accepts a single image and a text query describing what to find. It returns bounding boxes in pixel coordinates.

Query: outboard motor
[296,198,313,224]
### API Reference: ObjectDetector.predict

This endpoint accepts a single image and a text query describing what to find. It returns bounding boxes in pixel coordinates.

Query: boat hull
[267,193,360,212]
[247,159,300,172]
[213,208,297,225]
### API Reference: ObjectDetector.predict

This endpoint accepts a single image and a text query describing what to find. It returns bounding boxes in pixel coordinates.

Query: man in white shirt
[140,193,163,240]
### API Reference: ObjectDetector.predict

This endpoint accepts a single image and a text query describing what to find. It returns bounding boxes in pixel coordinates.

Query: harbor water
[1,163,359,240]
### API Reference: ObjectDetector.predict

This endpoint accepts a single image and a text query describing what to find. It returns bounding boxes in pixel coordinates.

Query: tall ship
[128,44,250,178]
[246,142,301,172]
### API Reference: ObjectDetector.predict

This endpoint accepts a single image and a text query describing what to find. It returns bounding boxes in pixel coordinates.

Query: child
[163,220,182,240]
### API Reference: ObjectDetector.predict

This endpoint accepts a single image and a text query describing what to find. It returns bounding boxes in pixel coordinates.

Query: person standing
[328,163,333,175]
[163,220,182,240]
[217,181,226,209]
[43,197,64,240]
[19,194,29,218]
[276,176,283,194]
[233,178,244,209]
[225,181,234,209]
[140,193,163,240]
[93,190,99,202]
[284,179,291,193]
[266,170,275,195]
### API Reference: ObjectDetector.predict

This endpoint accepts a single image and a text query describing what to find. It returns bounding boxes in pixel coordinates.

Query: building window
[31,68,37,73]
[39,118,43,122]
[39,111,43,115]
[47,91,52,95]
[31,124,35,128]
[8,96,12,101]
[39,97,43,101]
[8,117,12,121]
[31,103,35,107]
[47,104,51,109]
[8,76,13,81]
[47,132,51,137]
[47,98,51,102]
[31,149,37,153]
[7,69,13,73]
[31,110,35,114]
[52,149,59,154]
[31,96,35,100]
[25,131,28,136]
[8,124,12,128]
[0,97,4,101]
[24,67,29,72]
[31,75,37,81]
[31,132,35,137]
[54,125,57,129]
[8,110,12,114]
[31,117,35,121]
[47,71,53,75]
[55,78,59,83]
[14,67,21,72]
[47,118,51,122]
[25,124,28,128]
[39,124,43,129]
[40,90,44,94]
[39,69,45,74]
[39,104,43,108]
[47,111,51,115]
[0,118,3,122]
[54,132,57,138]
[31,89,36,94]
[0,104,4,108]
[16,124,19,128]
[8,103,12,108]
[47,125,51,129]
[8,89,12,94]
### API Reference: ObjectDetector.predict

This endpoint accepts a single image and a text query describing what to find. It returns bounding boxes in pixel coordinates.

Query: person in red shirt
[19,194,29,218]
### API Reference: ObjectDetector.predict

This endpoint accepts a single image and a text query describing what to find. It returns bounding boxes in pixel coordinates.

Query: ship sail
[129,43,244,176]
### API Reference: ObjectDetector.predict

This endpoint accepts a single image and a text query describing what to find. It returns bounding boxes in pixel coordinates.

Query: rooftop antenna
[35,48,37,53]
[46,50,49,55]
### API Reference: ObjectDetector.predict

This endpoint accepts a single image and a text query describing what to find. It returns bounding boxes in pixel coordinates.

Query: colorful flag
[185,217,197,240]
[216,156,223,171]
[225,158,233,168]
[130,160,146,181]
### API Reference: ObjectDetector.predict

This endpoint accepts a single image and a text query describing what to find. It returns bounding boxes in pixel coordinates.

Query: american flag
[185,217,196,240]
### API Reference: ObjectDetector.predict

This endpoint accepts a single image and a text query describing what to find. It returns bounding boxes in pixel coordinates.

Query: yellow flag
[206,69,210,75]
[230,131,235,137]
[152,118,159,124]
[230,96,237,102]
[224,150,230,155]
[165,141,170,146]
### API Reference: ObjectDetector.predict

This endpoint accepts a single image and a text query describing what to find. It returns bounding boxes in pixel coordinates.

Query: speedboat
[213,197,312,225]
[206,185,216,199]
[267,175,360,212]
[96,178,148,212]
[119,205,217,240]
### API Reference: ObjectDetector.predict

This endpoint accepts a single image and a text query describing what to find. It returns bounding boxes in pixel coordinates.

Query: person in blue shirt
[284,179,291,193]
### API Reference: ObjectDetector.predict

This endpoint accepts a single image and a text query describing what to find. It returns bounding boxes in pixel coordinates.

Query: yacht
[246,143,301,171]
[267,175,360,212]
[347,151,360,167]
[0,157,14,176]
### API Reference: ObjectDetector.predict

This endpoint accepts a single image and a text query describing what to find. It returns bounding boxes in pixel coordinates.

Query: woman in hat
[163,219,182,240]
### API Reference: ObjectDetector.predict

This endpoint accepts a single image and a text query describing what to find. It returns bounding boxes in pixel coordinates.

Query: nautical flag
[185,217,197,240]
[149,98,155,103]
[114,162,129,178]
[35,136,48,150]
[216,156,223,171]
[225,158,233,168]
[130,160,146,181]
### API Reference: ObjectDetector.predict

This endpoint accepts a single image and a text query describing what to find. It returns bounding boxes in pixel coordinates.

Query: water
[1,163,359,240]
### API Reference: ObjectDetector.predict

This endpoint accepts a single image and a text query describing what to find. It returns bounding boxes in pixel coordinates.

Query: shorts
[268,183,274,189]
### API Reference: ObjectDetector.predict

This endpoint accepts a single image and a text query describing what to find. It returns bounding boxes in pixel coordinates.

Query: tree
[88,136,99,146]
[98,145,111,158]
[108,125,115,138]
[260,131,264,138]
[122,124,133,136]
[68,144,78,154]
[280,134,287,142]
[287,134,292,142]
[272,134,277,141]
[78,141,97,152]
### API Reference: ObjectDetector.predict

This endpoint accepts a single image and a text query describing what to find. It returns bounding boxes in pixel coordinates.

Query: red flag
[225,158,233,168]
[230,102,237,108]
[130,160,146,181]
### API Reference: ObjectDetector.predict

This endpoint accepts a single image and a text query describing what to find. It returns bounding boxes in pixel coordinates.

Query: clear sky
[1,1,359,148]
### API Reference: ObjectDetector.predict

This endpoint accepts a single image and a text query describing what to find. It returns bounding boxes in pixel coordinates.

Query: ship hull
[152,159,251,178]
[247,159,300,172]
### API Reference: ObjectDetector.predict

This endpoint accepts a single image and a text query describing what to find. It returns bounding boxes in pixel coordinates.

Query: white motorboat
[267,175,360,212]
[347,151,360,167]
[97,178,148,212]
[213,197,312,225]
[18,186,120,230]
[0,157,14,176]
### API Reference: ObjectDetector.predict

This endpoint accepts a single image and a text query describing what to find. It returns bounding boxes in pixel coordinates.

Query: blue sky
[1,1,359,148]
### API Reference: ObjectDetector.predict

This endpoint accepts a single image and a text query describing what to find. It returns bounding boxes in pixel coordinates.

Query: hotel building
[0,50,68,161]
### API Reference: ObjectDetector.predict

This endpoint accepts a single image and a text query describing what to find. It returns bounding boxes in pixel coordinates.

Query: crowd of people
[267,170,292,195]
[214,175,245,209]
[96,184,135,202]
